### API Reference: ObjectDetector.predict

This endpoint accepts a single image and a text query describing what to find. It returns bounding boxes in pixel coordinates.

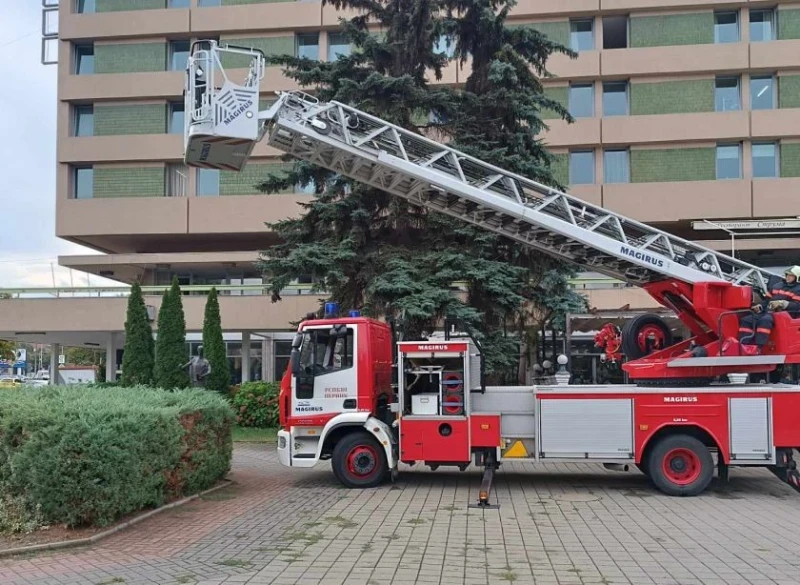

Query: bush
[121,281,155,386]
[231,381,279,428]
[0,385,234,529]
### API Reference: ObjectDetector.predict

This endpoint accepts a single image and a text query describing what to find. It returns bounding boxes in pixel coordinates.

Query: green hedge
[232,381,279,428]
[0,386,234,530]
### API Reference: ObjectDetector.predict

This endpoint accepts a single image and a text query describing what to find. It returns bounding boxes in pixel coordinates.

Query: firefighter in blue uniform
[739,266,800,348]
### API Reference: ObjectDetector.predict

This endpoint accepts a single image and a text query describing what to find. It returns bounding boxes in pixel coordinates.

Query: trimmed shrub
[232,381,279,428]
[202,287,230,394]
[0,386,233,529]
[155,278,191,390]
[121,281,155,386]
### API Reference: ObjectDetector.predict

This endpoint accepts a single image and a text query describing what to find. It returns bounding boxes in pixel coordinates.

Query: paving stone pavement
[4,445,800,585]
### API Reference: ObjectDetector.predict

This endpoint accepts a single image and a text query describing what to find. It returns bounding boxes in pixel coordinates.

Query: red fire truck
[183,42,800,502]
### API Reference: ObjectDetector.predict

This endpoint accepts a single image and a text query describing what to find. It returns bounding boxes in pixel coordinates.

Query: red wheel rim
[346,445,379,478]
[637,324,666,352]
[662,448,701,485]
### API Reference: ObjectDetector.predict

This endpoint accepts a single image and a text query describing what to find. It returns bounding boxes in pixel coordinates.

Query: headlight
[278,435,287,449]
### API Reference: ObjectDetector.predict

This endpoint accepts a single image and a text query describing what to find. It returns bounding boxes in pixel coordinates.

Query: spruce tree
[202,287,230,393]
[121,281,155,386]
[257,0,586,382]
[155,277,191,390]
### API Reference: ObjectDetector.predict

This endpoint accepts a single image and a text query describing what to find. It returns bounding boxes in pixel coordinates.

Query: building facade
[5,0,800,382]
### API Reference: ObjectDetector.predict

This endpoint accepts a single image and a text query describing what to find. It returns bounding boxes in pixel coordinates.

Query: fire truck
[183,42,800,502]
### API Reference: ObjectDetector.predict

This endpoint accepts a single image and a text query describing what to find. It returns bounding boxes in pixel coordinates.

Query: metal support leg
[717,457,729,483]
[469,451,500,509]
[768,448,800,493]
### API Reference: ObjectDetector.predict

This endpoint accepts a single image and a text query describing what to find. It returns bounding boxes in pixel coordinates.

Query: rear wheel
[621,314,672,360]
[648,435,713,496]
[332,432,387,489]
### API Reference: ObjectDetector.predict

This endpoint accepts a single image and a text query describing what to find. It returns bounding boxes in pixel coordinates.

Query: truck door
[292,325,359,418]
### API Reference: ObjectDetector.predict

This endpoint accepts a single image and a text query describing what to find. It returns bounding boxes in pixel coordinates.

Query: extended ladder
[184,43,777,292]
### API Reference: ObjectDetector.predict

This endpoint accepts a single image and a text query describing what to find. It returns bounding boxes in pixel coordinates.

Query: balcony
[750,39,800,71]
[510,0,599,18]
[547,51,600,79]
[57,196,189,239]
[188,194,308,234]
[59,6,189,41]
[601,42,748,77]
[751,109,800,140]
[193,2,322,34]
[542,118,601,147]
[60,134,183,164]
[60,71,184,101]
[752,178,800,218]
[602,180,751,222]
[601,0,738,10]
[602,111,749,145]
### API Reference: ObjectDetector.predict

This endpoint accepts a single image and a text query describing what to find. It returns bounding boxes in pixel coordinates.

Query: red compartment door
[400,419,470,463]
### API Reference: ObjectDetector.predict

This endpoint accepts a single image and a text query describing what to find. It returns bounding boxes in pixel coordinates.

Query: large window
[296,33,320,60]
[602,16,628,49]
[74,105,94,137]
[169,41,190,71]
[714,11,739,44]
[603,149,630,184]
[75,44,94,75]
[602,81,629,116]
[569,151,595,185]
[752,143,778,179]
[750,9,776,42]
[274,340,293,382]
[168,102,185,134]
[74,167,94,199]
[715,76,741,112]
[166,163,189,197]
[751,75,776,110]
[716,144,741,179]
[197,168,220,196]
[569,83,594,118]
[570,19,594,52]
[328,32,351,60]
[434,35,456,58]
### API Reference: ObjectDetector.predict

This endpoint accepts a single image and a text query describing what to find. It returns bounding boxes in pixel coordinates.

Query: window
[568,83,594,118]
[75,44,94,75]
[752,143,778,178]
[274,340,293,382]
[169,41,190,71]
[434,35,456,58]
[296,33,320,60]
[570,19,594,51]
[296,327,354,397]
[168,0,190,7]
[295,179,316,195]
[569,151,595,185]
[198,0,221,6]
[73,105,94,137]
[602,16,628,49]
[167,164,189,197]
[168,102,185,134]
[715,76,740,111]
[716,144,741,179]
[197,168,219,196]
[77,0,95,13]
[328,32,351,60]
[74,167,94,199]
[751,75,776,110]
[750,9,775,42]
[602,81,628,116]
[603,149,630,184]
[714,11,739,44]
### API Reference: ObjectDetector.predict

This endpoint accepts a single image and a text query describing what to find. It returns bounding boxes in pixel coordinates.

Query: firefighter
[739,266,800,348]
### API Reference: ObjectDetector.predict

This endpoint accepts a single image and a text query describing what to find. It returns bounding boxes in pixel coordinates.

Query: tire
[331,432,387,489]
[621,314,673,360]
[647,434,714,497]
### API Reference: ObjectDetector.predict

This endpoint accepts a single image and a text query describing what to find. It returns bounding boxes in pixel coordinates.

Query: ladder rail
[261,90,776,292]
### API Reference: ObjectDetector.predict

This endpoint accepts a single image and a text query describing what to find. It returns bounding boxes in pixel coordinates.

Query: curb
[0,480,233,559]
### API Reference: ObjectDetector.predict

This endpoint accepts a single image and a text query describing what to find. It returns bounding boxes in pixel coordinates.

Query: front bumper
[277,429,291,467]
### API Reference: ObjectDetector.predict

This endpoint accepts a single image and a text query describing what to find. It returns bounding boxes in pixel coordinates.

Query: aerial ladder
[183,41,800,386]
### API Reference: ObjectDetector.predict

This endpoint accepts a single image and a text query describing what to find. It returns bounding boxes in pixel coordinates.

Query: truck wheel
[332,432,387,489]
[648,435,713,497]
[621,314,672,360]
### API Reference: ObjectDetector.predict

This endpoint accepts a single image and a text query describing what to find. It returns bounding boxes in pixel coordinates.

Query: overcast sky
[0,4,109,289]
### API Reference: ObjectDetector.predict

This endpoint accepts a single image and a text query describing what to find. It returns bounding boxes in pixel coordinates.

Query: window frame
[714,76,741,112]
[714,11,740,44]
[168,40,191,72]
[327,32,351,61]
[168,101,185,135]
[749,8,776,42]
[296,32,320,60]
[603,149,630,184]
[750,74,776,110]
[73,166,94,200]
[602,81,629,117]
[74,43,94,75]
[196,168,220,197]
[569,18,595,52]
[715,143,742,180]
[568,83,595,118]
[752,142,779,179]
[73,104,94,137]
[569,150,595,185]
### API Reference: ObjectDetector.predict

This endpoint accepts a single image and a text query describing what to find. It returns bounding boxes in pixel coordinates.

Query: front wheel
[647,435,713,496]
[332,432,387,489]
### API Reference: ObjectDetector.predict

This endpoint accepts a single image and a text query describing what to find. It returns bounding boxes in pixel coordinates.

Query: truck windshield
[298,327,354,376]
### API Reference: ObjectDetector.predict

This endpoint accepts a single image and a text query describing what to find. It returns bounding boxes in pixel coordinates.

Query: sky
[0,3,110,289]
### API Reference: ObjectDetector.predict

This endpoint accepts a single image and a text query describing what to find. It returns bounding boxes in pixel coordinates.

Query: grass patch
[232,426,277,443]
[215,559,252,569]
[325,515,359,529]
[175,576,195,584]
[284,530,324,546]
[95,579,125,585]
[498,570,517,582]
[406,518,426,525]
[200,490,237,502]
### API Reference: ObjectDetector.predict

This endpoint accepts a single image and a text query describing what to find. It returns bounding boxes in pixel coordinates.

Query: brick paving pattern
[3,445,800,585]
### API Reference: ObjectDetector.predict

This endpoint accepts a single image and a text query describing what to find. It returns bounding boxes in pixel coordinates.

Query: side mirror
[290,349,301,376]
